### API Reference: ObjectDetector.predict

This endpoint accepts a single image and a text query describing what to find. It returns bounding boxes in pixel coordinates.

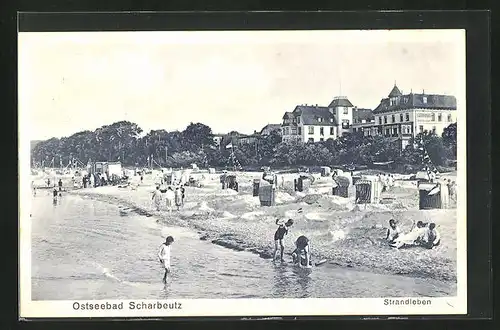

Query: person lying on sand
[273,219,294,262]
[390,221,427,249]
[385,219,401,244]
[292,235,312,268]
[420,223,441,249]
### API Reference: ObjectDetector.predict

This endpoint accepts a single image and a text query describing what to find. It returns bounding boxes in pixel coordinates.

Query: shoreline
[68,183,457,285]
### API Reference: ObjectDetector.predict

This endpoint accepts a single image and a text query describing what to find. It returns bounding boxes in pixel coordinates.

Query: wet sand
[67,170,457,285]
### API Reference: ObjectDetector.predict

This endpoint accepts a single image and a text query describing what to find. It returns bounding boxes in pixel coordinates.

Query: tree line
[31,121,457,172]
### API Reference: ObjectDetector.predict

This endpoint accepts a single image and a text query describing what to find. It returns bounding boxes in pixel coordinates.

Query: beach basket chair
[258,183,276,206]
[332,175,350,198]
[418,182,442,210]
[253,179,260,197]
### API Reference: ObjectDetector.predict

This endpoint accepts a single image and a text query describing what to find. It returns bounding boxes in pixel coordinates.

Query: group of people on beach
[378,173,395,192]
[386,219,441,249]
[151,184,185,213]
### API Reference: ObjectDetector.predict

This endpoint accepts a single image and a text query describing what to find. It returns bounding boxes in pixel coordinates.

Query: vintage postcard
[19,29,467,318]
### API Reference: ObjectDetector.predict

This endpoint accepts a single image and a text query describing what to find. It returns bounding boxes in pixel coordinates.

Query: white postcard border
[19,29,467,318]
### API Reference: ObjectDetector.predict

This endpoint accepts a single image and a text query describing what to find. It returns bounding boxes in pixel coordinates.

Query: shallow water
[31,194,455,300]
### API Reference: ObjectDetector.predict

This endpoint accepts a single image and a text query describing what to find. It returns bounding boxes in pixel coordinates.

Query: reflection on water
[31,194,456,300]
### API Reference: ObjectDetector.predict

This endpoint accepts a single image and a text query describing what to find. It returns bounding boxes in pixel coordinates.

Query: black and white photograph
[19,28,467,317]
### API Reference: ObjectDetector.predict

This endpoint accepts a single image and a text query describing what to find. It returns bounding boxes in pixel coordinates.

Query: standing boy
[158,236,174,284]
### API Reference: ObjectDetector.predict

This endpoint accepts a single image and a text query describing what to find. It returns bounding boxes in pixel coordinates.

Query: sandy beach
[51,170,459,284]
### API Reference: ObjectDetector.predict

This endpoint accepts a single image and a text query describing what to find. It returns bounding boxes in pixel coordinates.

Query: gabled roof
[282,112,293,119]
[328,97,354,108]
[353,108,375,122]
[373,93,457,114]
[293,105,337,126]
[388,85,402,98]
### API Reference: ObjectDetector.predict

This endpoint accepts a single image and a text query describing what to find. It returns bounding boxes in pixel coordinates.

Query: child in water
[158,236,174,284]
[273,219,294,262]
[292,235,312,268]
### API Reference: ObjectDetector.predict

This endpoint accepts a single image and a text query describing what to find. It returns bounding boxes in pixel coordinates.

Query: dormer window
[317,117,323,123]
[330,118,334,123]
[423,96,428,104]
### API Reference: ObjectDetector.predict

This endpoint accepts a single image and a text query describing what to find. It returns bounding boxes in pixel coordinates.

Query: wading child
[273,219,294,262]
[292,235,312,268]
[158,236,174,284]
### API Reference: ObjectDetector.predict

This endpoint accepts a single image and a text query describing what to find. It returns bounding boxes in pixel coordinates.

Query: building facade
[351,107,376,135]
[281,104,338,143]
[281,96,357,143]
[371,85,457,149]
[278,86,456,148]
[327,96,355,136]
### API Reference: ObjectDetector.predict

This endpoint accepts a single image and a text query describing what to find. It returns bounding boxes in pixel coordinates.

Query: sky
[18,30,465,141]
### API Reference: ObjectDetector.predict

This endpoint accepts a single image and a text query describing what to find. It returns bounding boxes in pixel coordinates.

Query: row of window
[309,126,336,135]
[419,125,437,134]
[307,138,325,142]
[377,112,452,125]
[390,96,428,106]
[316,117,335,123]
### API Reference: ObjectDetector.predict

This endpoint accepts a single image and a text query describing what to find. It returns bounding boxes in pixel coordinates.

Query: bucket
[419,182,442,210]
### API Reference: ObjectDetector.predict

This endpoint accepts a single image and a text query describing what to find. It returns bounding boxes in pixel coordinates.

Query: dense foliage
[31,121,457,170]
